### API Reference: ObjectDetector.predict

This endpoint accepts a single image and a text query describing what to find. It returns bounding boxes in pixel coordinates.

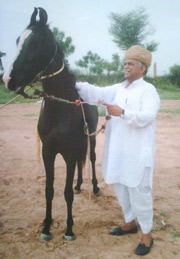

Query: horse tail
[36,128,41,163]
[36,100,44,163]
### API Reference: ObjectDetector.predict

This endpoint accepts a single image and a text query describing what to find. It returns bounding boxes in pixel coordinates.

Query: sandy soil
[0,100,180,259]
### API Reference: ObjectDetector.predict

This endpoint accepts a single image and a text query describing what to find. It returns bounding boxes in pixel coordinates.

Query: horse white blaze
[3,29,32,88]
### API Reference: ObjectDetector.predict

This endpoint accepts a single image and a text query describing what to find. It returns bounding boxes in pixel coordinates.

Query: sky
[0,0,180,76]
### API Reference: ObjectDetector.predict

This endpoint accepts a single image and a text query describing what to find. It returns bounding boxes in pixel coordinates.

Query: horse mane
[53,42,76,89]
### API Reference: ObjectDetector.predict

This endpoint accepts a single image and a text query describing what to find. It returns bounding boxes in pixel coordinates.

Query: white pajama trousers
[114,169,153,234]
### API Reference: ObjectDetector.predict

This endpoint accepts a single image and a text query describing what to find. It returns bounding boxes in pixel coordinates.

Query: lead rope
[0,60,65,110]
[79,100,92,202]
[0,86,33,109]
[1,85,109,203]
[79,101,111,203]
[87,132,91,203]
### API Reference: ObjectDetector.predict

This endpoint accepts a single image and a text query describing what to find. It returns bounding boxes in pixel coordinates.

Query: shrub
[145,76,177,91]
[168,64,180,87]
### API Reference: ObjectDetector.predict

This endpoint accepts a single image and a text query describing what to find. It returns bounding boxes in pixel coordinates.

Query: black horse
[3,7,100,241]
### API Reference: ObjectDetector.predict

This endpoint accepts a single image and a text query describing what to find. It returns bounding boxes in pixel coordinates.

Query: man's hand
[99,100,123,116]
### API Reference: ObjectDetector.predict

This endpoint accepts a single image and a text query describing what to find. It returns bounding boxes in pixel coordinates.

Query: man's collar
[123,77,144,87]
[131,77,144,86]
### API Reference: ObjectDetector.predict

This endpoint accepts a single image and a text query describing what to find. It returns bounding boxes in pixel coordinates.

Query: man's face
[124,59,146,82]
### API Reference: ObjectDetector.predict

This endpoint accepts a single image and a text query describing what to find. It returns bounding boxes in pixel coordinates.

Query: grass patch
[159,108,180,114]
[0,114,11,117]
[0,84,17,103]
[172,231,180,238]
[98,107,106,116]
[0,82,42,104]
[0,81,180,106]
[23,113,38,117]
[160,211,169,217]
[157,89,180,100]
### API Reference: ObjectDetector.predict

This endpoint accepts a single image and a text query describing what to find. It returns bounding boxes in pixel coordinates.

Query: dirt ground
[0,100,180,259]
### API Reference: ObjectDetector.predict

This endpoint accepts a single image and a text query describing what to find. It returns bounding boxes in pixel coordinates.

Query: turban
[125,45,152,68]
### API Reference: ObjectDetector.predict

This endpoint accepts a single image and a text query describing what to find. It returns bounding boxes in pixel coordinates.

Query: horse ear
[38,7,48,25]
[30,8,38,26]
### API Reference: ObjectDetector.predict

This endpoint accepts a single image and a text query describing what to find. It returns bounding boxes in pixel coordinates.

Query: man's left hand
[99,100,123,116]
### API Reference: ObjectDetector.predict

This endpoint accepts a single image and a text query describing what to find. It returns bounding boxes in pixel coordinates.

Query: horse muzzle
[2,73,11,89]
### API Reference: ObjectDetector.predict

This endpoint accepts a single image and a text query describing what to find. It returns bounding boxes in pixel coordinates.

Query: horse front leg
[90,136,100,196]
[64,158,76,241]
[41,146,56,241]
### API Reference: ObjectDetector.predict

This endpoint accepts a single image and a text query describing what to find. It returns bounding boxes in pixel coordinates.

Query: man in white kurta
[76,45,160,256]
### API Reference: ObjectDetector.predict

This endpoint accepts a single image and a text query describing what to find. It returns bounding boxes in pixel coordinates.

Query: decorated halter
[31,43,65,82]
[16,41,65,97]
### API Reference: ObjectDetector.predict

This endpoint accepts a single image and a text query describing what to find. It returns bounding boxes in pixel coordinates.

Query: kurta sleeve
[124,86,160,127]
[76,82,119,105]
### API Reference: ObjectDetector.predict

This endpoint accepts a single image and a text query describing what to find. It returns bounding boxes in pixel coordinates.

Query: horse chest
[38,110,84,146]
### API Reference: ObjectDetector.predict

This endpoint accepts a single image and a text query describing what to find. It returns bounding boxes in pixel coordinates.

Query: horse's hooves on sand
[63,235,76,241]
[40,233,52,241]
[94,189,101,197]
[74,189,81,194]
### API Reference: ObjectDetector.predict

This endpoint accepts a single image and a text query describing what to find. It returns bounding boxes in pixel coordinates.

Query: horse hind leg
[64,158,76,241]
[74,160,83,194]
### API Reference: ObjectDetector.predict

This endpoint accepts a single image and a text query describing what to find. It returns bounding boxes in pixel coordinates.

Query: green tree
[76,51,123,76]
[169,64,180,87]
[76,51,105,75]
[109,7,158,52]
[76,52,91,72]
[88,52,105,75]
[52,27,75,66]
[104,53,121,76]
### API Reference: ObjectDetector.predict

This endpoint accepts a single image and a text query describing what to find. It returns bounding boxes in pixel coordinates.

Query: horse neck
[42,61,78,103]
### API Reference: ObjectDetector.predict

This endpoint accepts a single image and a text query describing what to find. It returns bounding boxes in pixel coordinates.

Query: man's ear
[141,65,147,75]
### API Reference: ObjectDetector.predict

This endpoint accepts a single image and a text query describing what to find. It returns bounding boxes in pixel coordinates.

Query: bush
[0,82,42,104]
[168,64,180,87]
[74,70,124,86]
[1,73,179,105]
[145,76,177,91]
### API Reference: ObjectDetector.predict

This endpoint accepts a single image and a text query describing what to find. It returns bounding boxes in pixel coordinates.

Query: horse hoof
[74,189,81,194]
[63,235,76,241]
[94,189,101,197]
[40,233,52,241]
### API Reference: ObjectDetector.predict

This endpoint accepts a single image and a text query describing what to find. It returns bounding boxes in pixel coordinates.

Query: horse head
[3,7,58,93]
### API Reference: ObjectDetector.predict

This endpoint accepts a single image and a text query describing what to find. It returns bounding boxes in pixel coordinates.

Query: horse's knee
[64,187,74,203]
[45,186,54,200]
[90,150,96,161]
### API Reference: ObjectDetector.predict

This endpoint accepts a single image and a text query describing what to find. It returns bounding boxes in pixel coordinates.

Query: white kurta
[76,77,160,188]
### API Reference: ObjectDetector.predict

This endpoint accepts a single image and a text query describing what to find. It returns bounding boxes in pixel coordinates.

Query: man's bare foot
[121,220,136,231]
[135,234,153,255]
[140,232,152,247]
[109,220,138,236]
